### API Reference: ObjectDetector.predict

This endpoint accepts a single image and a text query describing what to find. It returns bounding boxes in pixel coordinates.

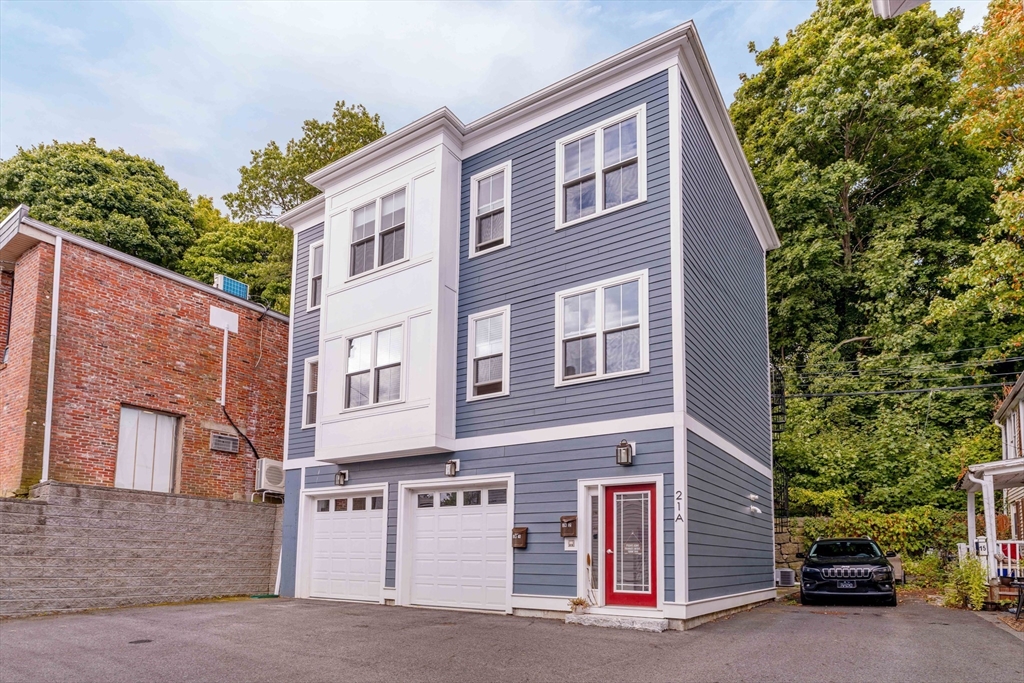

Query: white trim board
[685,416,771,479]
[455,412,675,452]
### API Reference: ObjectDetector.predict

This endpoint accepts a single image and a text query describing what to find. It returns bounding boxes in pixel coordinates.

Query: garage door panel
[409,487,508,611]
[310,500,385,602]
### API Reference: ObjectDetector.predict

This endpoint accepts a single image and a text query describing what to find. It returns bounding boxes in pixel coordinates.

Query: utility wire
[787,382,1011,399]
[778,344,1012,369]
[790,356,1024,378]
[798,370,1021,386]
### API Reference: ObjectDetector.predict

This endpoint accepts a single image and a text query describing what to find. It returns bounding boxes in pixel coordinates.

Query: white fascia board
[677,33,779,252]
[18,215,289,323]
[278,194,326,231]
[995,374,1024,423]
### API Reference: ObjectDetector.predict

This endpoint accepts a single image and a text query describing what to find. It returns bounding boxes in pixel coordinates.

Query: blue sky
[0,1,987,213]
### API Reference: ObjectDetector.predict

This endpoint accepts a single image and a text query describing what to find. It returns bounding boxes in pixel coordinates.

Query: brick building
[0,205,289,500]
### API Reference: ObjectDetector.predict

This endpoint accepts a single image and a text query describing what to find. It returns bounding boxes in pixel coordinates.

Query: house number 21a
[674,490,684,524]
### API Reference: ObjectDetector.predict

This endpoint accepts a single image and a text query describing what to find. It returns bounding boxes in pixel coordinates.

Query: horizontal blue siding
[680,72,771,466]
[456,71,674,438]
[287,224,323,461]
[302,429,674,601]
[686,432,773,601]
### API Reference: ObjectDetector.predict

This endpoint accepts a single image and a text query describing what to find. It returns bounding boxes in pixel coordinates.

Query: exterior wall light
[445,459,460,477]
[749,505,763,514]
[615,440,634,466]
[749,494,760,501]
[335,470,349,487]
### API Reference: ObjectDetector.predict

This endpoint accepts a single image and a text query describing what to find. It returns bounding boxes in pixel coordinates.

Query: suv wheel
[883,593,897,607]
[800,590,814,606]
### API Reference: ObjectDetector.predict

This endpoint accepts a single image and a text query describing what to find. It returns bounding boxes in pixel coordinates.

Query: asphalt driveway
[1,597,1020,683]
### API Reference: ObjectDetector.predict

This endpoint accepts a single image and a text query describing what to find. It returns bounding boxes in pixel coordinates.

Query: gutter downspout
[41,235,63,483]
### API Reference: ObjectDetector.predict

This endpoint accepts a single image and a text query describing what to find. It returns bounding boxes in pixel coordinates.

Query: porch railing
[995,541,1023,579]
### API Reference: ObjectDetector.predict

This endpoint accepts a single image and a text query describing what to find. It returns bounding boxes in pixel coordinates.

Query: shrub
[903,554,947,588]
[802,507,961,558]
[943,555,988,610]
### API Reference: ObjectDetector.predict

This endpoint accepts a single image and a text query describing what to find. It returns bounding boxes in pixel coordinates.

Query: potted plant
[567,597,590,614]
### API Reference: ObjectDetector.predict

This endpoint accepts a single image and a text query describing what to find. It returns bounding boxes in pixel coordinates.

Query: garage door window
[353,497,367,511]
[487,488,507,505]
[440,492,458,507]
[463,490,481,506]
[317,499,330,512]
[372,496,384,510]
[418,493,434,508]
[335,498,348,511]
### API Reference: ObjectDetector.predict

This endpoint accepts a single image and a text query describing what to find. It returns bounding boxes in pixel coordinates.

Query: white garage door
[410,486,508,611]
[310,494,385,601]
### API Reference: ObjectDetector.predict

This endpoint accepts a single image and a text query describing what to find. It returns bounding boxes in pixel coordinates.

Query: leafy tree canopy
[929,0,1024,353]
[224,101,386,220]
[0,139,197,270]
[731,0,996,358]
[178,197,293,314]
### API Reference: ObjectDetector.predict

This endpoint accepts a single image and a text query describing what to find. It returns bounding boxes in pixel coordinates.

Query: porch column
[981,474,998,579]
[967,492,977,546]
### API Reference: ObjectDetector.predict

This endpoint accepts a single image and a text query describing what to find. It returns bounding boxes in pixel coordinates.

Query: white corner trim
[685,416,772,479]
[660,586,776,620]
[465,305,511,402]
[554,104,647,231]
[467,160,513,258]
[40,235,62,483]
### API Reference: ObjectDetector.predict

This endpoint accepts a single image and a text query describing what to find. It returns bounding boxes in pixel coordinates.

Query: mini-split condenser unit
[255,458,285,493]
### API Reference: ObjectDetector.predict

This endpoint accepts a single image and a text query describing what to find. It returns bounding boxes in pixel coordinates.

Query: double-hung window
[469,161,512,256]
[302,358,318,428]
[350,187,407,277]
[345,325,403,409]
[555,270,648,385]
[467,306,510,400]
[555,105,646,229]
[307,242,323,310]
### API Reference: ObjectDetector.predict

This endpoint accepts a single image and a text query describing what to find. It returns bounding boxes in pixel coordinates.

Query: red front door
[604,484,657,607]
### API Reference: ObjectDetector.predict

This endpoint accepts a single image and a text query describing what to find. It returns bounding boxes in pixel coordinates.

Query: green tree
[929,0,1024,352]
[178,197,293,313]
[224,101,385,220]
[731,0,995,359]
[0,140,197,270]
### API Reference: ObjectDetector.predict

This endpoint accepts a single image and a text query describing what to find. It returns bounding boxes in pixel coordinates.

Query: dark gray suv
[797,538,898,606]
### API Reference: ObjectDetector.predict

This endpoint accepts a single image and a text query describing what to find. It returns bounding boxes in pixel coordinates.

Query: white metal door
[310,494,384,601]
[114,406,177,492]
[410,487,508,611]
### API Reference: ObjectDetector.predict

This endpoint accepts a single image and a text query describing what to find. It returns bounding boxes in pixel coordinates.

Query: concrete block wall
[0,482,281,617]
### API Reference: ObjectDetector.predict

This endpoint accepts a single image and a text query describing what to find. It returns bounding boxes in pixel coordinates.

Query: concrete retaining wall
[0,481,282,617]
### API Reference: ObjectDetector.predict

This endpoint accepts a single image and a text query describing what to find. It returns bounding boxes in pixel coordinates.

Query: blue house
[276,22,780,628]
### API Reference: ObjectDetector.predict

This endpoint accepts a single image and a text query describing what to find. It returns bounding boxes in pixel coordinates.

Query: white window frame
[306,241,324,312]
[341,323,406,413]
[554,269,649,387]
[468,161,513,258]
[301,357,319,429]
[347,184,410,282]
[554,104,647,231]
[466,305,511,402]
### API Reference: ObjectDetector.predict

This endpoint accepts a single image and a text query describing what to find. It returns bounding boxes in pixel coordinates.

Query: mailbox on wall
[511,527,528,549]
[560,515,577,538]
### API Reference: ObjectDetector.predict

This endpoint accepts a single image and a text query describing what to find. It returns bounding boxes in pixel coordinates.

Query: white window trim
[468,161,513,258]
[301,357,319,429]
[346,184,411,283]
[341,323,406,413]
[306,241,324,312]
[554,104,647,231]
[466,305,511,402]
[554,269,649,387]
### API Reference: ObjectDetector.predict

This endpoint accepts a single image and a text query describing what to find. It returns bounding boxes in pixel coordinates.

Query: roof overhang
[295,21,779,251]
[0,205,289,322]
[956,457,1024,493]
[277,193,326,231]
[995,373,1024,423]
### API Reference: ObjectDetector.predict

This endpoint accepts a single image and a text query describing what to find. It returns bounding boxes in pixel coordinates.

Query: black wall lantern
[615,440,634,466]
[445,459,460,477]
[335,470,349,487]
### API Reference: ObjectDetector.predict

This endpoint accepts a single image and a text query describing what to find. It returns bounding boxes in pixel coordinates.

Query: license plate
[837,581,856,589]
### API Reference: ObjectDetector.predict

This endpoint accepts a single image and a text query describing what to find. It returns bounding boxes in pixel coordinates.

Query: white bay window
[555,271,648,385]
[345,325,404,409]
[555,105,646,229]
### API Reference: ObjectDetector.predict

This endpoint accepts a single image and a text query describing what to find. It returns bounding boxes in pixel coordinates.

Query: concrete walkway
[0,597,1019,683]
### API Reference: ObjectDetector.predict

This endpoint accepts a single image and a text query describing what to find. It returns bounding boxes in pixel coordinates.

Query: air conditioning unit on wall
[256,458,285,493]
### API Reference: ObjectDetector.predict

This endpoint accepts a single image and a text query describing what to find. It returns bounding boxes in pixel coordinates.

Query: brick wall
[43,241,288,500]
[0,243,54,496]
[0,481,282,617]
